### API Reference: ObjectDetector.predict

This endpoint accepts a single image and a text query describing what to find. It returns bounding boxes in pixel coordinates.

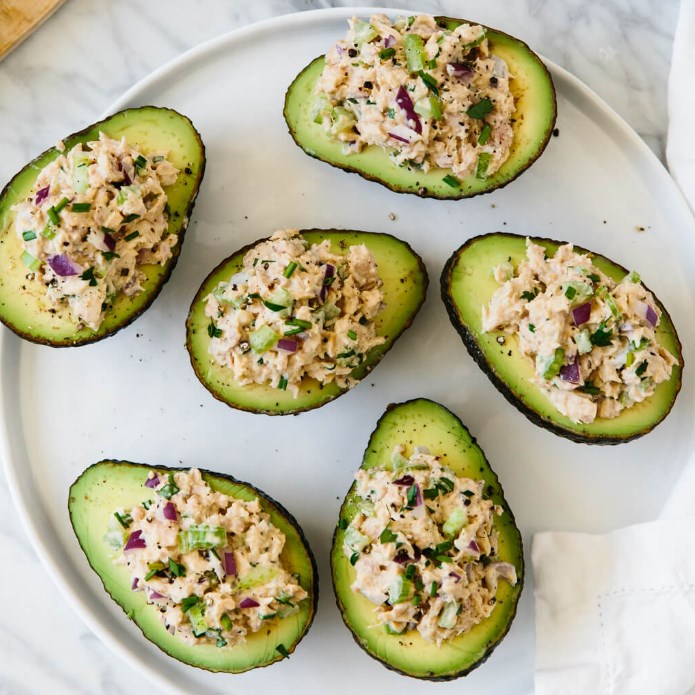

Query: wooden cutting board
[0,0,67,60]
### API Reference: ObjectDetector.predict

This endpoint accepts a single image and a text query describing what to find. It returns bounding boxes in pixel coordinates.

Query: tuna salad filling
[482,239,679,423]
[205,229,385,396]
[12,133,179,330]
[316,14,515,180]
[343,446,516,644]
[106,469,307,648]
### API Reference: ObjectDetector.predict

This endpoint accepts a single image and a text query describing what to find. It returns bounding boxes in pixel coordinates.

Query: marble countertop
[0,0,680,692]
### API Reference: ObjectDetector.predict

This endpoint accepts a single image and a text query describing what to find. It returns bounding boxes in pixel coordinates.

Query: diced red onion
[388,131,410,144]
[335,43,344,55]
[572,301,591,326]
[47,254,81,277]
[149,589,165,600]
[393,475,414,486]
[131,577,139,590]
[635,300,658,327]
[393,550,410,564]
[224,552,237,577]
[124,529,146,552]
[559,356,580,384]
[277,338,298,353]
[239,597,259,609]
[320,263,335,302]
[145,474,160,489]
[395,86,422,134]
[447,62,474,80]
[103,232,116,252]
[35,186,50,206]
[449,571,462,582]
[162,502,177,521]
[384,35,396,48]
[414,484,423,507]
[468,540,480,553]
[118,159,133,186]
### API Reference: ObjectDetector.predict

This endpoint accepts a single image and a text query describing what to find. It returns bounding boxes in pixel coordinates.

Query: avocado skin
[283,16,557,200]
[185,229,428,415]
[441,232,684,445]
[68,459,318,673]
[0,106,206,347]
[331,398,524,680]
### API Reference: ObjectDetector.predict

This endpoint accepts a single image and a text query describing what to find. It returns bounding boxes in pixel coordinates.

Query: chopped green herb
[283,261,297,278]
[590,321,613,347]
[565,286,576,300]
[467,97,493,119]
[338,518,348,530]
[168,557,186,577]
[423,487,439,500]
[476,152,492,179]
[405,564,416,580]
[380,527,398,544]
[337,349,356,359]
[22,230,36,241]
[134,154,147,170]
[220,613,233,632]
[438,477,455,493]
[283,327,304,337]
[417,70,439,95]
[287,317,312,330]
[181,596,200,613]
[379,47,396,60]
[406,484,419,507]
[207,320,222,338]
[528,324,536,333]
[123,213,140,224]
[443,174,460,188]
[412,594,422,606]
[278,375,288,391]
[124,230,140,242]
[581,382,601,395]
[407,15,415,26]
[101,225,115,235]
[435,540,454,554]
[462,489,474,497]
[636,360,648,377]
[587,273,600,283]
[428,58,437,69]
[47,206,60,225]
[478,123,492,145]
[276,644,290,659]
[430,581,438,597]
[41,224,56,240]
[80,267,98,287]
[144,561,167,581]
[113,511,132,528]
[347,329,357,340]
[70,202,91,212]
[260,613,277,621]
[102,251,120,261]
[543,347,565,380]
[521,290,536,301]
[350,552,359,566]
[263,300,288,312]
[157,473,180,500]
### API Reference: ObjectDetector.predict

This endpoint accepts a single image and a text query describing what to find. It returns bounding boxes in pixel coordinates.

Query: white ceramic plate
[2,7,694,694]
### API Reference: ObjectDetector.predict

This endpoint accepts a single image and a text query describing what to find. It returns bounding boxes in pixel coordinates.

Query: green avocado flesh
[284,16,556,199]
[331,399,523,680]
[0,106,205,346]
[68,460,317,672]
[441,233,683,444]
[185,229,428,415]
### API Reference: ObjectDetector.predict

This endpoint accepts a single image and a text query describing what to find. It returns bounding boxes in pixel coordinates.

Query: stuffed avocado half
[68,460,318,672]
[441,233,683,444]
[186,229,428,415]
[331,399,523,680]
[0,106,205,346]
[284,15,556,200]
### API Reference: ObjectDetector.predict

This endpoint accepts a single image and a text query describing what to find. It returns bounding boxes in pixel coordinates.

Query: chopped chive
[181,596,200,612]
[587,273,600,283]
[142,499,152,510]
[54,196,69,213]
[80,267,98,287]
[101,225,115,235]
[144,561,167,581]
[124,231,140,242]
[387,108,395,118]
[248,292,261,299]
[406,484,418,507]
[476,152,491,179]
[123,213,140,224]
[168,557,186,577]
[113,511,132,528]
[435,540,453,554]
[70,202,91,212]
[428,58,437,69]
[635,360,648,376]
[407,15,415,26]
[478,123,492,145]
[41,224,56,239]
[423,487,438,500]
[287,317,312,329]
[283,327,304,336]
[276,644,290,659]
[528,324,536,333]
[417,70,439,95]
[263,300,288,312]
[412,594,421,606]
[283,261,297,278]
[220,613,233,632]
[260,613,277,621]
[134,154,147,170]
[350,552,359,566]
[158,473,180,500]
[430,581,438,597]
[207,320,222,338]
[338,518,348,530]
[337,349,355,359]
[565,286,576,300]
[404,564,416,580]
[462,490,475,497]
[347,330,357,340]
[278,375,288,391]
[379,47,396,60]
[22,230,36,241]
[581,382,601,395]
[102,251,120,261]
[439,477,455,492]
[47,207,60,225]
[443,174,460,188]
[467,97,493,119]
[521,290,536,301]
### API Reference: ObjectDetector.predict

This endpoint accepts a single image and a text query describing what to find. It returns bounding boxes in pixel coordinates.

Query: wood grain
[0,0,67,60]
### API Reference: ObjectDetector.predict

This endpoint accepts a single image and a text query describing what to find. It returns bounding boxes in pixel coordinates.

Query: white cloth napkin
[533,2,695,693]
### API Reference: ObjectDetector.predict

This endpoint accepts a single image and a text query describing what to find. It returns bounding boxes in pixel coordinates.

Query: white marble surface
[0,0,680,692]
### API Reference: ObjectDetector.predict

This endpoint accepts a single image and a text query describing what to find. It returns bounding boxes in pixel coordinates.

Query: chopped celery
[312,95,331,124]
[249,325,278,353]
[414,95,442,120]
[116,185,140,206]
[476,153,492,179]
[403,33,427,72]
[329,107,356,137]
[437,601,460,629]
[385,624,406,635]
[596,286,621,320]
[236,565,279,591]
[462,28,487,49]
[623,270,641,284]
[353,19,378,46]
[390,449,409,468]
[625,351,635,368]
[178,524,226,553]
[344,525,369,553]
[388,575,411,605]
[443,507,467,537]
[188,603,207,637]
[562,280,592,305]
[574,329,592,355]
[478,123,492,145]
[539,348,565,380]
[20,250,41,271]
